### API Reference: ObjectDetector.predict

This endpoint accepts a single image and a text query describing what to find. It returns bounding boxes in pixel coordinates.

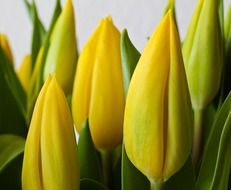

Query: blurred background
[0,0,230,67]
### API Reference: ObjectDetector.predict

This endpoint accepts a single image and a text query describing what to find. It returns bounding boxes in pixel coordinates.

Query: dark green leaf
[0,135,25,190]
[23,0,46,36]
[120,29,140,96]
[122,145,150,190]
[0,47,27,136]
[112,146,122,190]
[202,103,217,147]
[0,135,25,172]
[78,120,102,182]
[196,92,231,190]
[80,178,108,190]
[210,112,231,190]
[163,156,196,190]
[0,154,23,190]
[30,1,46,70]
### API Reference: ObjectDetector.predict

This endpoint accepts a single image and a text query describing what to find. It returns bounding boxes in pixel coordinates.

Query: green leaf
[23,0,46,36]
[122,145,150,190]
[78,120,102,182]
[0,135,25,172]
[30,1,46,70]
[202,103,217,147]
[163,156,196,190]
[0,135,25,189]
[120,29,140,96]
[0,47,27,136]
[196,92,231,190]
[112,146,122,190]
[210,112,231,190]
[27,0,62,123]
[221,32,231,100]
[80,178,108,190]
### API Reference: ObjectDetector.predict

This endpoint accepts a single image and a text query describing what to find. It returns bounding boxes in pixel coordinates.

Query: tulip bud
[72,17,125,150]
[43,0,77,95]
[22,76,79,190]
[124,11,193,183]
[0,33,13,64]
[182,0,223,110]
[17,55,31,94]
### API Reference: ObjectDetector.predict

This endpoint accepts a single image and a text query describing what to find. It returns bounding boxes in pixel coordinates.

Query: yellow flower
[124,11,193,183]
[72,17,125,150]
[182,0,223,110]
[43,0,77,95]
[22,76,79,190]
[17,55,31,94]
[0,33,14,64]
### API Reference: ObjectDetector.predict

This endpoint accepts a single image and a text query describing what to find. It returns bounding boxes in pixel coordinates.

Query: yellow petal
[17,55,31,94]
[22,76,51,190]
[0,33,14,64]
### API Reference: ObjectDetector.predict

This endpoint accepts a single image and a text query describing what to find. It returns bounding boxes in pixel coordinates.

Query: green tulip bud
[43,0,77,95]
[182,0,224,110]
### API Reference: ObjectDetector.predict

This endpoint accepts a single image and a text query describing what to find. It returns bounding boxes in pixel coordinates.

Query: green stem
[101,150,113,189]
[192,109,203,168]
[150,181,163,190]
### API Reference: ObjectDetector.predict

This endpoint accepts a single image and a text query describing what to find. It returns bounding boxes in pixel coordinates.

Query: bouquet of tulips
[0,0,231,189]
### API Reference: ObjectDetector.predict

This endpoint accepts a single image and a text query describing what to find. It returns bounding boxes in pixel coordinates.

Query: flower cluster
[0,0,230,190]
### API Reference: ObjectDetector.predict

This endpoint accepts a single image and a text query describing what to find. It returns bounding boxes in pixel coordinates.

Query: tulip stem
[101,150,113,189]
[151,181,163,190]
[192,109,203,169]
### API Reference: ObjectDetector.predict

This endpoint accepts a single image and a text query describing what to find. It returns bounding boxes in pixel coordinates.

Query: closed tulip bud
[17,55,31,94]
[0,33,13,64]
[22,76,79,190]
[43,0,77,95]
[72,17,125,150]
[182,0,223,110]
[124,11,193,184]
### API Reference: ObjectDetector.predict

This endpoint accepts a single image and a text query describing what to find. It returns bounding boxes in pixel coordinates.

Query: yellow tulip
[0,33,13,64]
[124,11,193,184]
[43,0,77,95]
[182,0,223,110]
[17,55,31,94]
[22,76,79,190]
[72,17,125,150]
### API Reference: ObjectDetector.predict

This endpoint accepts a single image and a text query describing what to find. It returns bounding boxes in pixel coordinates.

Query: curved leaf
[210,113,231,190]
[122,145,150,190]
[163,156,195,190]
[23,0,46,37]
[0,135,25,189]
[120,29,140,96]
[0,47,27,136]
[196,92,231,190]
[80,178,108,190]
[0,135,25,172]
[30,1,46,70]
[78,120,102,182]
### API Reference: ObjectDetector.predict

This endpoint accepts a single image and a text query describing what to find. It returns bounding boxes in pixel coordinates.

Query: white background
[0,0,230,67]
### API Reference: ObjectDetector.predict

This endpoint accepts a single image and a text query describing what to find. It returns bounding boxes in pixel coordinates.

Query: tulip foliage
[0,0,231,190]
